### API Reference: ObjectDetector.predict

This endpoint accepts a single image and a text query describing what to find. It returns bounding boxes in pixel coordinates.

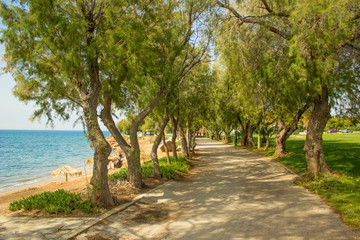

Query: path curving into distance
[76,138,359,240]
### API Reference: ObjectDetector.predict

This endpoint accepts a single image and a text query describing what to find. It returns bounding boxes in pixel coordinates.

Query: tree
[216,0,360,176]
[140,117,157,134]
[0,0,123,207]
[100,0,213,187]
[116,114,136,135]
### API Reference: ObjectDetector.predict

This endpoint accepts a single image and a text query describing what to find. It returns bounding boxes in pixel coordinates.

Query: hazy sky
[0,72,86,130]
[0,50,121,131]
[0,46,103,130]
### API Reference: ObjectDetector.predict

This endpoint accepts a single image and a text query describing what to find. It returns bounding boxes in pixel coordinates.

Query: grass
[9,189,95,214]
[250,133,360,230]
[108,155,190,180]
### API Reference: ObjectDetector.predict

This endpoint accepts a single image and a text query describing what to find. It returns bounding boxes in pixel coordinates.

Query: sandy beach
[0,136,176,216]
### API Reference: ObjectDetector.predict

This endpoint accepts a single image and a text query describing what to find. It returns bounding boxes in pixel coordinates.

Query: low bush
[9,189,95,214]
[108,167,128,180]
[108,155,190,180]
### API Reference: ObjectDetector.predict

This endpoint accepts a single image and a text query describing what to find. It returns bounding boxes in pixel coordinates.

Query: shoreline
[0,165,93,194]
[0,167,123,216]
[0,135,171,216]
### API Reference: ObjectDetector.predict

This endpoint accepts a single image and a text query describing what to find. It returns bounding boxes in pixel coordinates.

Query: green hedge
[9,189,94,214]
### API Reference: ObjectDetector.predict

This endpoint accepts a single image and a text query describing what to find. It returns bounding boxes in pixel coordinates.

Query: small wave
[18,177,39,183]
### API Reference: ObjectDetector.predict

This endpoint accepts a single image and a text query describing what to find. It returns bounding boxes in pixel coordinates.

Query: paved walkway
[1,138,359,239]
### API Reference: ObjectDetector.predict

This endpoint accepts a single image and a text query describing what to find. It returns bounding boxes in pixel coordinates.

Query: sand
[0,136,177,216]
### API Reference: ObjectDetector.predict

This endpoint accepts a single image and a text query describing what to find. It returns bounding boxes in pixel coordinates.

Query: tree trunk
[178,123,190,158]
[79,59,113,207]
[274,120,289,157]
[224,130,232,143]
[264,125,276,151]
[192,129,196,145]
[258,125,263,149]
[247,124,256,147]
[214,130,220,140]
[100,87,164,188]
[162,132,171,164]
[241,121,250,146]
[304,85,331,178]
[171,116,178,162]
[150,115,169,178]
[264,136,271,151]
[274,103,310,158]
[83,102,114,208]
[186,120,191,151]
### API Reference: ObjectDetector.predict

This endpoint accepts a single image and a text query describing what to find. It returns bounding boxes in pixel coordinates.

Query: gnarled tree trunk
[304,85,331,177]
[178,123,189,158]
[150,114,169,178]
[83,101,114,208]
[240,121,249,146]
[274,103,310,158]
[264,125,277,151]
[80,59,114,208]
[237,114,262,147]
[100,87,164,188]
[246,124,256,147]
[274,120,289,157]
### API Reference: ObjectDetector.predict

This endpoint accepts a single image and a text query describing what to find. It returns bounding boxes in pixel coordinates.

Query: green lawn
[251,133,360,230]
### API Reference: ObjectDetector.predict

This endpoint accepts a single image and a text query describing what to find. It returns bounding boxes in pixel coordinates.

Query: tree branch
[100,96,131,150]
[216,0,290,40]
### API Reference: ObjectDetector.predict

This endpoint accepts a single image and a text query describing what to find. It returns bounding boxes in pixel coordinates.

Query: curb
[61,181,173,240]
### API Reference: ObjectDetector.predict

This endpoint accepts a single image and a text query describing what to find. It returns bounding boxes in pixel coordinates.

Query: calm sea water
[0,130,109,193]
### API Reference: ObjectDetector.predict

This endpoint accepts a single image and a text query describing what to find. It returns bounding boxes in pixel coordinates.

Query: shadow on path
[76,138,360,240]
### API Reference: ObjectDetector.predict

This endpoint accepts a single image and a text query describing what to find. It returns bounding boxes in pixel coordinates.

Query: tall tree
[216,0,360,176]
[0,0,122,207]
[100,0,213,186]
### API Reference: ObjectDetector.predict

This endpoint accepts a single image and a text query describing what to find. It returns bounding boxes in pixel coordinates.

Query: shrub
[107,155,190,180]
[159,156,190,179]
[108,168,128,180]
[9,189,95,214]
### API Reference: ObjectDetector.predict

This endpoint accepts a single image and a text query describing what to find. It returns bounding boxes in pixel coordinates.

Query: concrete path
[75,138,359,240]
[1,138,359,239]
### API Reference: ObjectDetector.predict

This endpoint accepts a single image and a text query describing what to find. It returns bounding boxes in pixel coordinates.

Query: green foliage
[116,118,133,135]
[159,156,190,178]
[140,117,157,133]
[9,189,95,214]
[326,117,357,131]
[108,156,190,180]
[108,168,128,180]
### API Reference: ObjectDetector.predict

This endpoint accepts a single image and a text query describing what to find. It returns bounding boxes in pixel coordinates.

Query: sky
[0,46,106,131]
[0,71,86,130]
[0,47,121,131]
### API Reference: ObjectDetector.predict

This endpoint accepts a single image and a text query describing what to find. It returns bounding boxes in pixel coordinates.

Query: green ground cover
[9,156,190,215]
[251,133,360,229]
[9,189,94,214]
[108,155,190,180]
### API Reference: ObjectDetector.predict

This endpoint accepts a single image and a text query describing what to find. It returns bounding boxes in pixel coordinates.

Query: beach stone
[159,140,172,152]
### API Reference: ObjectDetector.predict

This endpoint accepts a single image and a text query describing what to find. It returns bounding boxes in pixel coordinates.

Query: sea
[0,129,110,193]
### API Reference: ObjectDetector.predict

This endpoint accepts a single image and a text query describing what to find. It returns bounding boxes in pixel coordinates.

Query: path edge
[61,180,173,240]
